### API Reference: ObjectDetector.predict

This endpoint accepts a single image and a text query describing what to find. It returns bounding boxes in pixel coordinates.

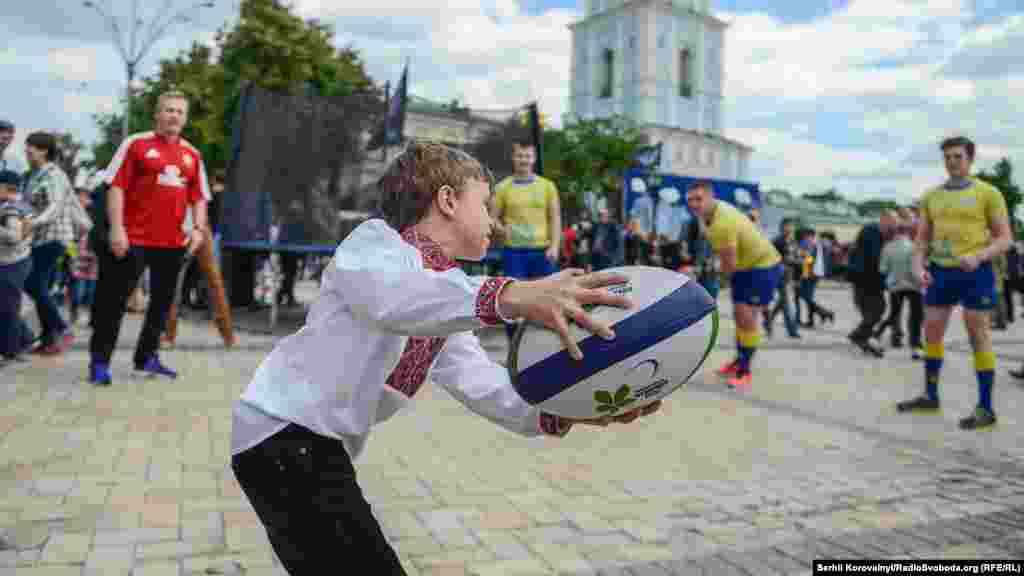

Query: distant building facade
[567,0,752,182]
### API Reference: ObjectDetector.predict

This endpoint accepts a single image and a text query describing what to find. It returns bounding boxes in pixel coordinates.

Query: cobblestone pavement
[2,284,1024,575]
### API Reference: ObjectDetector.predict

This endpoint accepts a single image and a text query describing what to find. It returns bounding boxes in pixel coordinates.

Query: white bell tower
[568,0,752,181]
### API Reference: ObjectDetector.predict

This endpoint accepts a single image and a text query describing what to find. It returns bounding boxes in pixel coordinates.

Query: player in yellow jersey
[897,136,1012,430]
[686,181,782,390]
[493,140,561,271]
[493,140,561,337]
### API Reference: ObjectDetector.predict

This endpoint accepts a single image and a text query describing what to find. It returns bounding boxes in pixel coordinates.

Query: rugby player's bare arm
[977,216,1012,262]
[547,192,561,262]
[718,245,738,276]
[912,217,932,275]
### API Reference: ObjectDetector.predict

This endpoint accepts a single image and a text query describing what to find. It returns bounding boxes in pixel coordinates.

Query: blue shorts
[730,264,783,306]
[502,247,557,280]
[925,262,996,310]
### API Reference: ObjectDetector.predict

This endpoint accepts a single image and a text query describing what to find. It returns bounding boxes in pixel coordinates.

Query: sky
[1,0,1021,202]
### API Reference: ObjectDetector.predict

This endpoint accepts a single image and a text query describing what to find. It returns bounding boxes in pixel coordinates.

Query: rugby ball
[508,266,719,420]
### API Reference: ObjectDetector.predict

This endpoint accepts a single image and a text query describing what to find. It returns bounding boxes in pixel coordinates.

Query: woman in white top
[230,141,660,574]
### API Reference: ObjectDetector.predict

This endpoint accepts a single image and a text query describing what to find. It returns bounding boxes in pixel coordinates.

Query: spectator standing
[0,170,33,363]
[88,91,210,386]
[21,132,91,355]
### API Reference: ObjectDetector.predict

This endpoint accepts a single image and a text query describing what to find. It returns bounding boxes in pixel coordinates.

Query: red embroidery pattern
[385,336,447,397]
[400,227,457,271]
[385,227,468,398]
[539,413,570,437]
[476,277,510,327]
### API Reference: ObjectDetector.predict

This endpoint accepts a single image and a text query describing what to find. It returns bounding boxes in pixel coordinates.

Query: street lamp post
[83,0,216,140]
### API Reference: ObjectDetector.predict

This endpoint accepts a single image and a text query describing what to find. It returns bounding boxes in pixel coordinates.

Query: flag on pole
[526,102,544,176]
[633,142,663,170]
[367,64,408,151]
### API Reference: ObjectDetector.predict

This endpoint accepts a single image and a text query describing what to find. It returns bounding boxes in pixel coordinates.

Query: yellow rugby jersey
[705,201,780,271]
[919,178,1008,267]
[494,176,558,248]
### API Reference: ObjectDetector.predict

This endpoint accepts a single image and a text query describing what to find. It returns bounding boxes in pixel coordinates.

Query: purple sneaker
[134,356,178,379]
[89,362,112,386]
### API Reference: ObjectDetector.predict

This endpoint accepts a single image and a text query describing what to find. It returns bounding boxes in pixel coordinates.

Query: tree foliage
[856,198,900,216]
[976,158,1022,235]
[545,116,645,222]
[802,188,844,203]
[88,0,379,177]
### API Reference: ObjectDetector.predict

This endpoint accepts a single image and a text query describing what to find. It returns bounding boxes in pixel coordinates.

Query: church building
[568,0,752,182]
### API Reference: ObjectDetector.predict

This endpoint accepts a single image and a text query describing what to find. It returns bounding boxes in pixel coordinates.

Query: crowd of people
[490,134,1018,430]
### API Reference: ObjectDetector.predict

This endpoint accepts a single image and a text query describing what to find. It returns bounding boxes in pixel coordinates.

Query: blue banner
[622,169,761,236]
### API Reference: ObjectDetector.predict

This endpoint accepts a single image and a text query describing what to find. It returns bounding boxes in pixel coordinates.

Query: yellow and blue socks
[924,342,943,401]
[975,351,995,414]
[736,329,761,375]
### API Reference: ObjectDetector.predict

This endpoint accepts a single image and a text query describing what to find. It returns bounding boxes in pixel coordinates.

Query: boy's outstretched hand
[566,400,662,427]
[497,268,634,360]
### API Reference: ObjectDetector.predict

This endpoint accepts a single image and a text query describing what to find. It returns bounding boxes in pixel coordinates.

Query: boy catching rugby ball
[230,141,661,574]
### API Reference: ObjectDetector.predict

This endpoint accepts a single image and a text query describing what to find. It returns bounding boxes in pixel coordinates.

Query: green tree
[89,0,379,176]
[856,198,900,217]
[976,158,1022,235]
[549,116,646,222]
[802,188,844,203]
[219,0,378,167]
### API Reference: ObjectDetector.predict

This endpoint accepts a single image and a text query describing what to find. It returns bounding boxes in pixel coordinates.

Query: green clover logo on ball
[595,385,635,414]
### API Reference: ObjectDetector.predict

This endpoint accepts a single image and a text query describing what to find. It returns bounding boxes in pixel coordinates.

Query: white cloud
[717,0,1023,201]
[49,47,99,83]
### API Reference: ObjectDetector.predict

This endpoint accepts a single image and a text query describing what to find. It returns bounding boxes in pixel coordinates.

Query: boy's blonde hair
[376,140,493,231]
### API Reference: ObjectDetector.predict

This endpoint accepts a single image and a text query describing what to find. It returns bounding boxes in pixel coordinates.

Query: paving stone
[879,528,940,553]
[966,515,1016,538]
[929,516,991,541]
[592,567,631,576]
[472,531,533,561]
[625,562,673,576]
[466,558,550,575]
[718,550,783,576]
[660,558,709,575]
[948,517,1004,541]
[798,538,863,560]
[83,545,134,576]
[33,477,76,497]
[983,512,1024,530]
[520,524,579,545]
[845,531,912,556]
[691,554,749,576]
[771,543,815,568]
[579,532,635,549]
[745,547,810,574]
[133,560,181,576]
[39,531,90,564]
[817,534,887,558]
[1,524,50,550]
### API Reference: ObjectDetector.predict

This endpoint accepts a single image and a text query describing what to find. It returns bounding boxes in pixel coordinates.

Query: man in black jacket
[847,211,897,356]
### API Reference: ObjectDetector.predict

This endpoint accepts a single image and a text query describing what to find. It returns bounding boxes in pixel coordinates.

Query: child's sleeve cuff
[476,277,514,326]
[539,412,572,437]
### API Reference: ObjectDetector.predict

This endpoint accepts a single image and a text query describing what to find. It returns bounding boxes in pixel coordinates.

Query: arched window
[599,48,614,99]
[679,48,693,98]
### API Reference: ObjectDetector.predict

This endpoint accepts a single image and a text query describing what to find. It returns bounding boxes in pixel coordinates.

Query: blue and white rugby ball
[508,266,719,420]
